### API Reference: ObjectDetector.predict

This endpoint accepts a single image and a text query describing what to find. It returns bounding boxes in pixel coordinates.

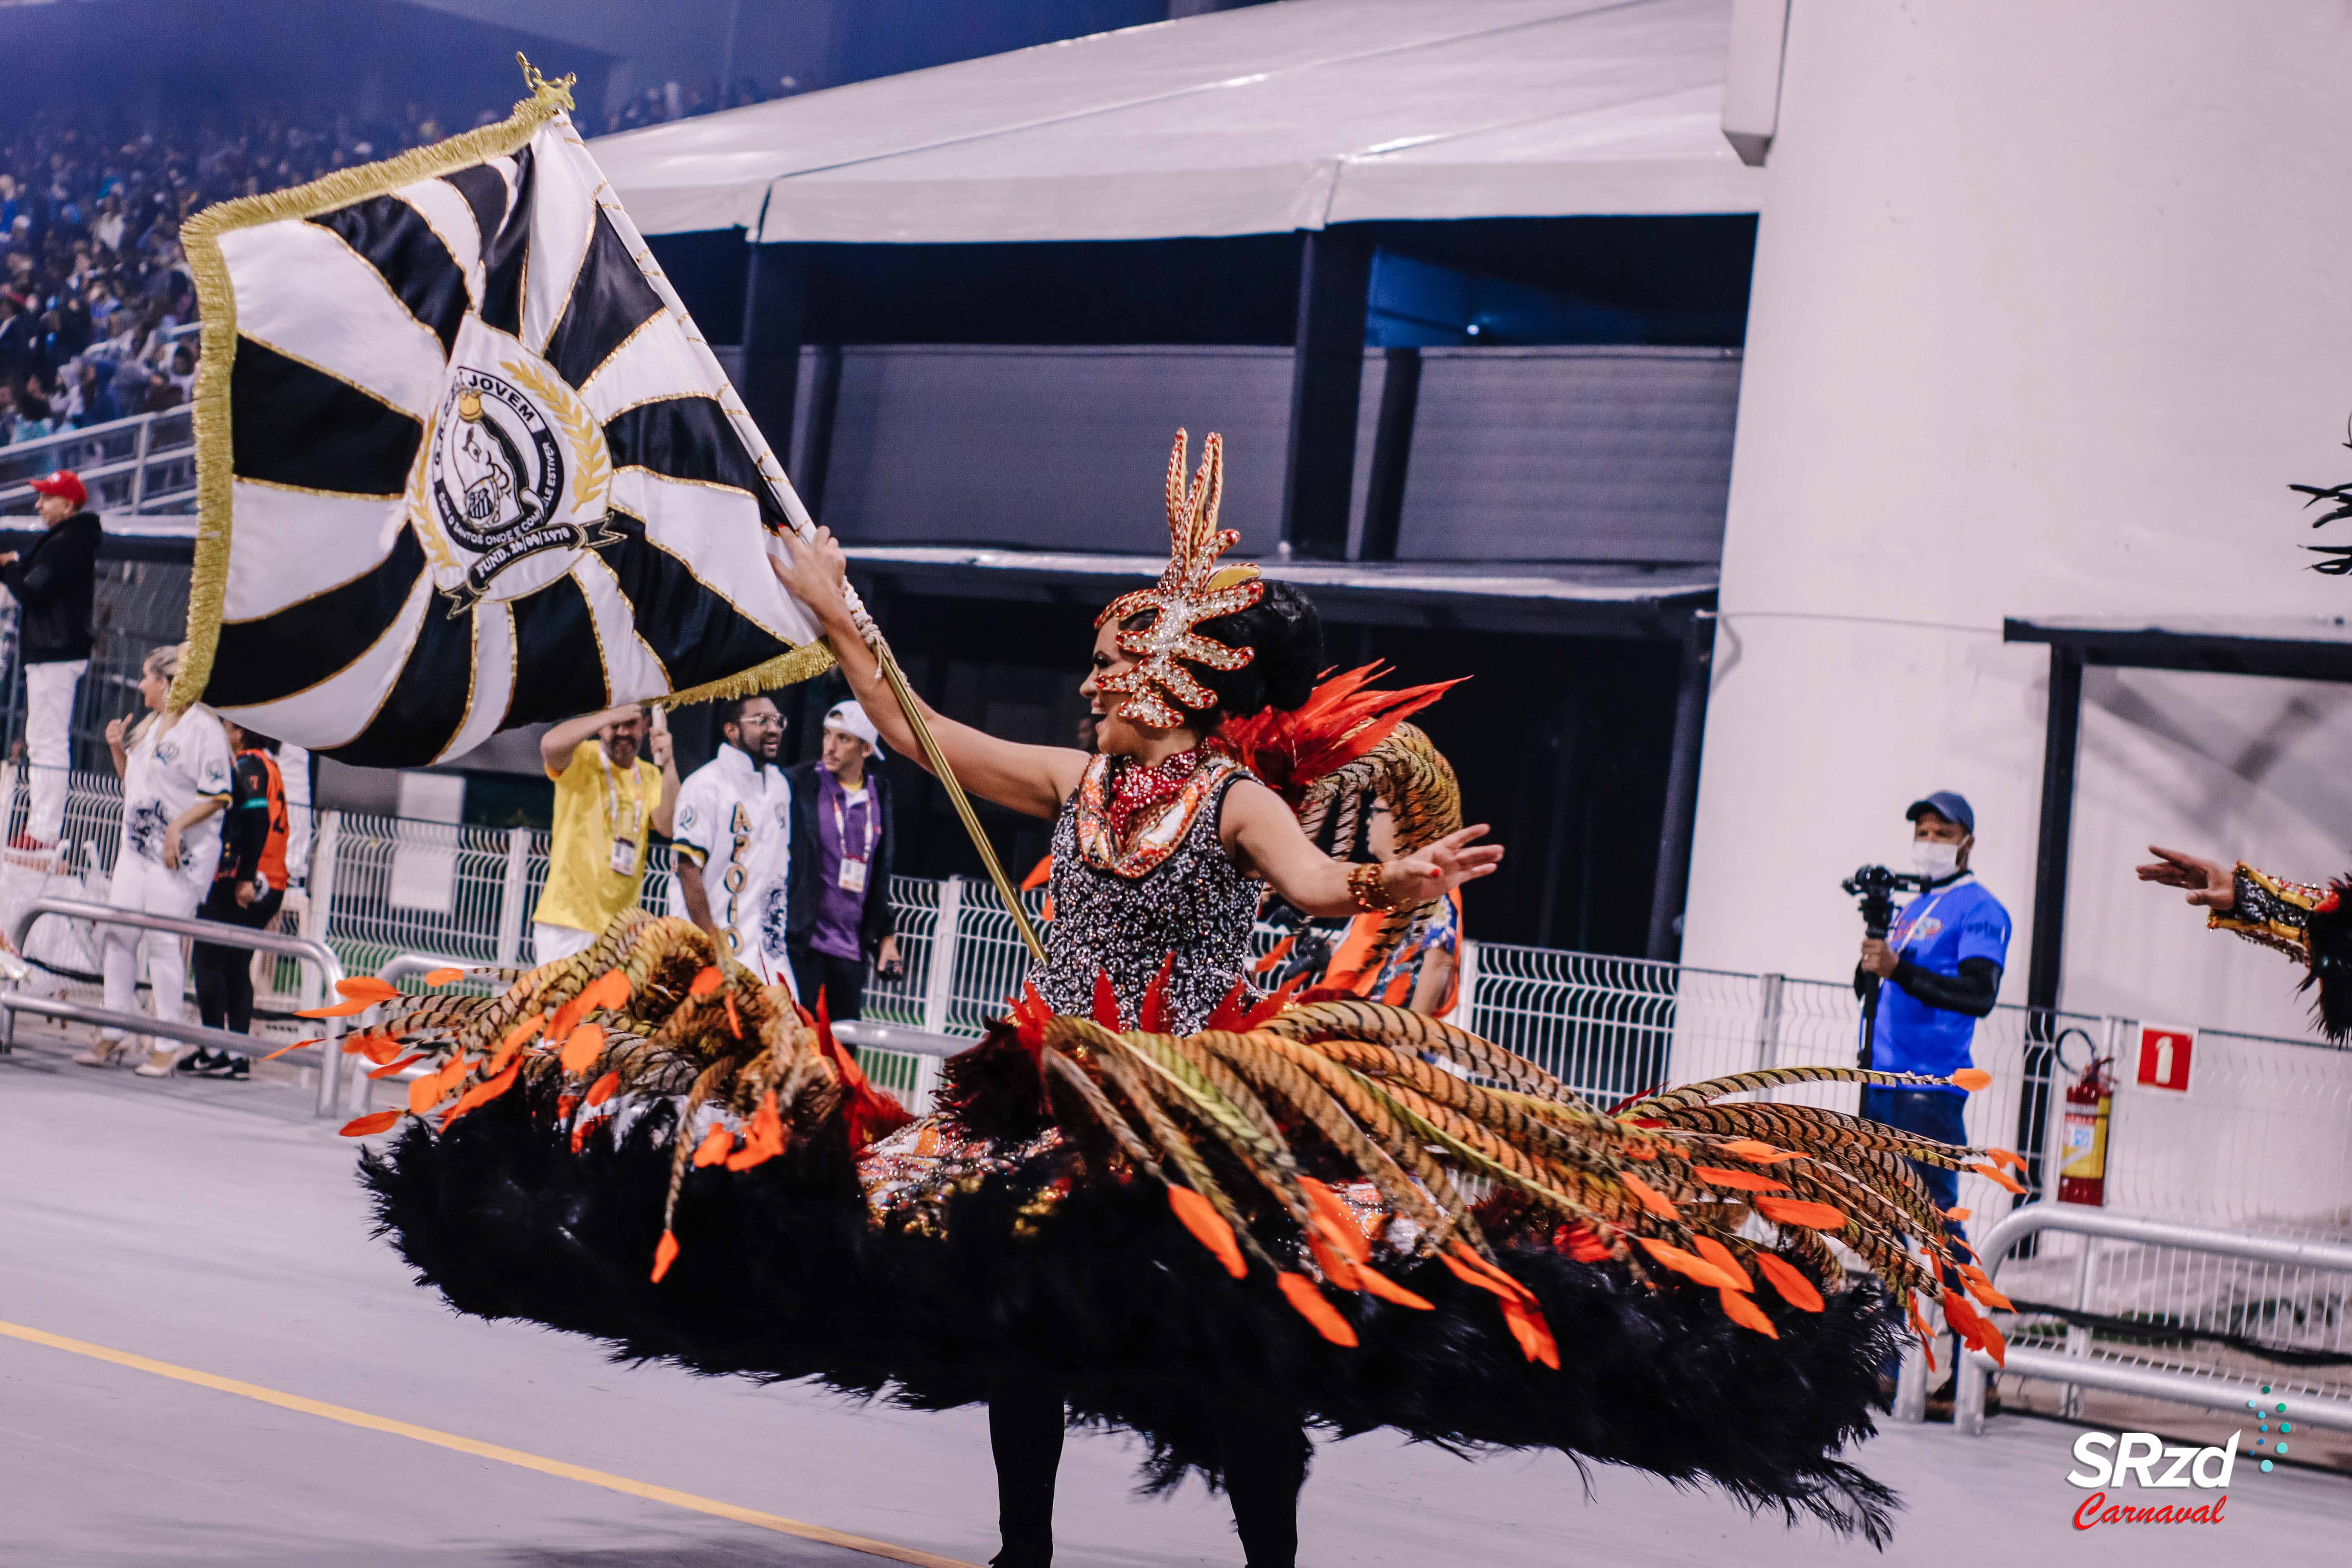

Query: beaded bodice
[1032,753,1259,1032]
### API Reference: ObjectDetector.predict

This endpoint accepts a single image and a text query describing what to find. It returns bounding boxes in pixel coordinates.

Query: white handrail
[1954,1205,2352,1435]
[3,894,350,1114]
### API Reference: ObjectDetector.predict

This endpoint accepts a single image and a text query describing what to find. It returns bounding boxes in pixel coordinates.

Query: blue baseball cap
[1906,791,1974,835]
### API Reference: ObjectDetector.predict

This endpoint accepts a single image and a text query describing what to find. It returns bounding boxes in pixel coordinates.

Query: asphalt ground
[3,1024,2345,1566]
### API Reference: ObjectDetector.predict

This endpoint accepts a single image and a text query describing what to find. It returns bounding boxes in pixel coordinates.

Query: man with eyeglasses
[670,693,796,993]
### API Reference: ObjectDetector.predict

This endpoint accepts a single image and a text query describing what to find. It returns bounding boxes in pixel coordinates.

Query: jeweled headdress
[1095,429,1264,728]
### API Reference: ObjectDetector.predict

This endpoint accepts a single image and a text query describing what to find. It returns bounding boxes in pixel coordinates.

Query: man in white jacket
[669,694,795,993]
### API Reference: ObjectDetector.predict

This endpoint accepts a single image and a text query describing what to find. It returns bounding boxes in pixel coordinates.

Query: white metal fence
[8,769,2347,1412]
[0,405,198,516]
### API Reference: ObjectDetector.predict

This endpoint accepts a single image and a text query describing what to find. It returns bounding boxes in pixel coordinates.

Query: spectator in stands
[77,644,232,1076]
[671,694,795,987]
[180,722,290,1081]
[784,700,900,1020]
[10,377,54,443]
[531,705,678,963]
[0,469,102,852]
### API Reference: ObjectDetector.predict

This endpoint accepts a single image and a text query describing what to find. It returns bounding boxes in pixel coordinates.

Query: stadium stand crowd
[0,80,793,448]
[0,103,486,446]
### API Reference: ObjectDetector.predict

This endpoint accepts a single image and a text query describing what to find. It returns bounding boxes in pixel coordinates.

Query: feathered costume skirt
[348,916,2025,1549]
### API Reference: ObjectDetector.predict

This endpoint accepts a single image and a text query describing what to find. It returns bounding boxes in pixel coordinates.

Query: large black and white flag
[176,65,834,766]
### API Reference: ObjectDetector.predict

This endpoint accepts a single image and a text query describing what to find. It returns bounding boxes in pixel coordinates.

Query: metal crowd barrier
[1,894,349,1114]
[1953,1205,2352,1436]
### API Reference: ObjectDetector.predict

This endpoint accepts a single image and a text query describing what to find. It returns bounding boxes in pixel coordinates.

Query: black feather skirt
[361,1077,1904,1543]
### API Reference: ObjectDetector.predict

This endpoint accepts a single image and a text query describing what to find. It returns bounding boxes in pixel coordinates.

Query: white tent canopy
[592,0,1759,243]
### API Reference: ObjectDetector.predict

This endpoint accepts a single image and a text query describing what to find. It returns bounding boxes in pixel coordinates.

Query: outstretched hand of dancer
[1383,824,1504,905]
[2135,845,2235,911]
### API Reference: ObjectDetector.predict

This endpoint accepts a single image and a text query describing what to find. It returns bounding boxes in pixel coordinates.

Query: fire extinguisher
[2056,1031,2114,1207]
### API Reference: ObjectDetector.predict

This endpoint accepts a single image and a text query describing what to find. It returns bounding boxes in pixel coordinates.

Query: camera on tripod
[1841,864,1934,940]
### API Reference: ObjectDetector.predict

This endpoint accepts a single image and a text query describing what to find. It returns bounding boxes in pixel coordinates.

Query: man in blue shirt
[1857,790,2013,1211]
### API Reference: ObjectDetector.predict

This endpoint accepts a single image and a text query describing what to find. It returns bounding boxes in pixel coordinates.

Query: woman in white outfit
[71,644,233,1076]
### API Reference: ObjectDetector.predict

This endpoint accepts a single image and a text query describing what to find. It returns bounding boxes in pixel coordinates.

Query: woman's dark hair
[1166,578,1323,724]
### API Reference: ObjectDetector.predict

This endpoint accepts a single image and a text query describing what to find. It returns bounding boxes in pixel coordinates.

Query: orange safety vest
[247,748,291,890]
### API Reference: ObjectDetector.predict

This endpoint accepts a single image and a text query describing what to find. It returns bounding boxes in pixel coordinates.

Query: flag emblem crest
[174,65,832,766]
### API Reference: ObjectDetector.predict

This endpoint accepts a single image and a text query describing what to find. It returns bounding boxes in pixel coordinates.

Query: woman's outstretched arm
[1220,779,1502,918]
[770,528,1086,820]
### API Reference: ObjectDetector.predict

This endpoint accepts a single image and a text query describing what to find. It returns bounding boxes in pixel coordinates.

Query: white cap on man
[824,699,882,755]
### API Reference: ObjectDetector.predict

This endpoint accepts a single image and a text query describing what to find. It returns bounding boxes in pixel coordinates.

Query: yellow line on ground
[0,1317,978,1568]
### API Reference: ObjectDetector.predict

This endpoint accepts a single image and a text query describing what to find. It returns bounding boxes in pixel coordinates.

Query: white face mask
[1911,839,1961,879]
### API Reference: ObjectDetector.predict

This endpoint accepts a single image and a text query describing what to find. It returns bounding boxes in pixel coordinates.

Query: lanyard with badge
[599,748,643,877]
[831,784,876,894]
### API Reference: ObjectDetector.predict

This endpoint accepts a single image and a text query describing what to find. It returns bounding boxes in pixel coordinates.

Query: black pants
[988,1380,1310,1568]
[788,944,866,1021]
[191,884,283,1037]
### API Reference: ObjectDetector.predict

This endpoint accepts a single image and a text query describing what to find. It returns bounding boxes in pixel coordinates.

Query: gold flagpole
[584,111,1047,967]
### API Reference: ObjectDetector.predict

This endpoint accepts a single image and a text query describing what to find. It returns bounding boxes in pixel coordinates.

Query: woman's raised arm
[1219,779,1501,918]
[770,528,1087,819]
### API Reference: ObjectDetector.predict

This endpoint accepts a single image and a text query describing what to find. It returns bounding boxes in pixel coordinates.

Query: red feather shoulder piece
[1218,663,1463,810]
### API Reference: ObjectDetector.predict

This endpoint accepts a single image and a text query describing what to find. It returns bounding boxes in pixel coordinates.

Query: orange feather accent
[1755,1196,1851,1230]
[1240,969,1308,1029]
[423,966,465,986]
[584,968,631,1011]
[1167,1185,1247,1278]
[1559,1221,1613,1263]
[723,1091,788,1172]
[1251,933,1297,976]
[1753,1252,1826,1312]
[1305,1227,1364,1292]
[1711,1138,1801,1164]
[1353,1261,1434,1311]
[1970,1161,2028,1195]
[439,1059,521,1129]
[724,993,742,1039]
[255,1037,321,1063]
[336,976,400,1004]
[559,1022,606,1076]
[1276,1272,1359,1347]
[585,1070,621,1109]
[295,997,377,1018]
[1958,1265,2014,1312]
[1499,1294,1561,1368]
[1949,1068,1992,1092]
[407,1069,449,1115]
[1695,1165,1788,1193]
[1297,1178,1372,1263]
[338,1110,401,1136]
[1940,1290,2007,1367]
[1691,1235,1752,1291]
[1443,1241,1536,1304]
[688,966,724,998]
[651,1229,679,1283]
[1717,1287,1779,1338]
[1617,1171,1680,1220]
[502,1014,545,1053]
[1945,1207,1973,1221]
[340,1033,400,1064]
[1984,1147,2027,1172]
[691,1124,736,1168]
[368,1054,425,1080]
[1217,664,1465,809]
[1633,1237,1741,1291]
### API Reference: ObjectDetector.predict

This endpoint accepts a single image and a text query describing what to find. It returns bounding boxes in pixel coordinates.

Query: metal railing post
[1454,936,1479,1029]
[1753,971,1784,1074]
[495,826,530,967]
[128,416,150,512]
[922,876,963,1036]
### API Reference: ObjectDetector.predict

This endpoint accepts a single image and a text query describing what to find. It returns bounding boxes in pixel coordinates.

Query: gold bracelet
[1347,861,1401,914]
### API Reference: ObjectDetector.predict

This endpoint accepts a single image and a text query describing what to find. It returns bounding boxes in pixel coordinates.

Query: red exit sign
[2136,1025,2194,1093]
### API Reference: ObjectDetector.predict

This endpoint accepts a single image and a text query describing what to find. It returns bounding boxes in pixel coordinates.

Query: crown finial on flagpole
[516,54,577,113]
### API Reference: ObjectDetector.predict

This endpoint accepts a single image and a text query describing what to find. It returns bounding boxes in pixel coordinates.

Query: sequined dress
[1031,750,1260,1031]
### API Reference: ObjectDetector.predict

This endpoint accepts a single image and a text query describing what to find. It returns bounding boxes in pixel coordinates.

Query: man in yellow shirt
[532,704,679,962]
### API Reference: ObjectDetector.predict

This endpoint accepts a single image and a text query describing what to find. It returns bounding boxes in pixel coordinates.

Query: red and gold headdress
[1095,429,1264,728]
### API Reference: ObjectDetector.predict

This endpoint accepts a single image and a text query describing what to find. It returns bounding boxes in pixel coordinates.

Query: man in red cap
[1,470,102,851]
